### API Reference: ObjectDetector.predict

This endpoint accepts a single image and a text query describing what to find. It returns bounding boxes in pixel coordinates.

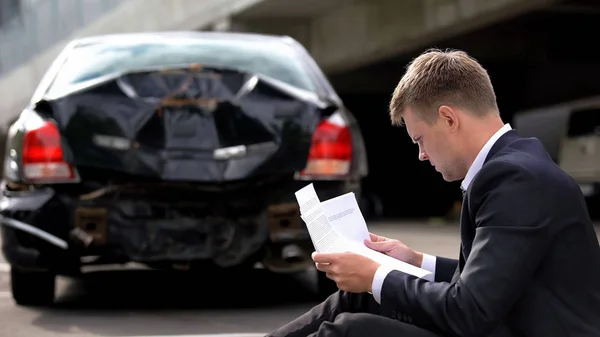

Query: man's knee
[333,312,372,327]
[319,312,440,337]
[315,312,379,337]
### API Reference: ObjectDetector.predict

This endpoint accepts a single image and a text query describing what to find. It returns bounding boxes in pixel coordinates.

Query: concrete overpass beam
[232,18,312,49]
[309,0,559,74]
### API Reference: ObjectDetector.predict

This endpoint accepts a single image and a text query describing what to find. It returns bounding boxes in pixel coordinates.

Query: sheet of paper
[295,183,321,216]
[295,184,345,253]
[294,183,432,280]
[321,192,370,244]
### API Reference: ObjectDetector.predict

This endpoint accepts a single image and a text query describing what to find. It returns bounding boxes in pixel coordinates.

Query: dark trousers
[265,290,442,337]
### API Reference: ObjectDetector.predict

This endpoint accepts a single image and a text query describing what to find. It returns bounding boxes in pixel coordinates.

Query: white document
[294,183,432,279]
[321,192,370,244]
[296,183,346,253]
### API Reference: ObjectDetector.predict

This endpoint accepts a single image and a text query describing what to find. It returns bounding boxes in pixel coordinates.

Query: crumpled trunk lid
[44,66,324,182]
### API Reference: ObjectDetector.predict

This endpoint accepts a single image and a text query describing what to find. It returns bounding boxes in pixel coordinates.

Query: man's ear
[438,105,459,132]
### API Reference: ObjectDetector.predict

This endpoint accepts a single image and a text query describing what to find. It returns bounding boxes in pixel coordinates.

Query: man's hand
[364,232,423,267]
[312,251,381,293]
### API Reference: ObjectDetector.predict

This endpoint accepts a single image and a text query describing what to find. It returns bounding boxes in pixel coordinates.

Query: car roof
[71,31,296,47]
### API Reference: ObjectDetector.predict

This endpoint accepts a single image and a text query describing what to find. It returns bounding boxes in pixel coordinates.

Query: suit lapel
[458,192,471,274]
[455,129,521,277]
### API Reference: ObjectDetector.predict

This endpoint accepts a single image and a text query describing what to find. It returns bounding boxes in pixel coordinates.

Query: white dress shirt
[370,123,513,304]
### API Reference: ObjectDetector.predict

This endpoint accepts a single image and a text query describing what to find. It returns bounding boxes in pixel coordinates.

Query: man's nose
[419,151,429,161]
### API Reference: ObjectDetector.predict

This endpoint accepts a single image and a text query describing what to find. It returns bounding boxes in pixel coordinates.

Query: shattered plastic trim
[1,217,69,249]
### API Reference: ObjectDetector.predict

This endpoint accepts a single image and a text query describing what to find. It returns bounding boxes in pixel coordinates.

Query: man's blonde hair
[389,48,498,126]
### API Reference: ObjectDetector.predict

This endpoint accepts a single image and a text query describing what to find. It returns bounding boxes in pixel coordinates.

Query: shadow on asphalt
[48,268,321,310]
[22,268,321,336]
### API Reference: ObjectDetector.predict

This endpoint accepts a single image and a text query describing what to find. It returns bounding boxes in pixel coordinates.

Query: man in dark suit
[265,48,600,337]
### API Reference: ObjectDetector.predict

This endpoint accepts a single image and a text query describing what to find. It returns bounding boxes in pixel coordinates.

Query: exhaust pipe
[261,243,311,273]
[282,244,304,263]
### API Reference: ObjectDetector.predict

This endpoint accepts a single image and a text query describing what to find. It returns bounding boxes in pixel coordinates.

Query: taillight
[22,121,77,183]
[298,119,352,177]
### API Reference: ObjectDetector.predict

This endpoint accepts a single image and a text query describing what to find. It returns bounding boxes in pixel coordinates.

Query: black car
[0,31,368,306]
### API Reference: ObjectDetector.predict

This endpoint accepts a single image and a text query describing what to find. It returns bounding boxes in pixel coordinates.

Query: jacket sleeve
[380,160,557,337]
[435,256,458,282]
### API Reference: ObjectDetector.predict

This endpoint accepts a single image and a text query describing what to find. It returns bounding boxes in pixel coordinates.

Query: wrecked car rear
[0,32,367,305]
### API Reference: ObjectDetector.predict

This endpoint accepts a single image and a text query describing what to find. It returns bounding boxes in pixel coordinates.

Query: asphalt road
[0,221,597,337]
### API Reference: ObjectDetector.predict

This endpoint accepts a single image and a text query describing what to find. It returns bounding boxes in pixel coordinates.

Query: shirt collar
[461,123,512,191]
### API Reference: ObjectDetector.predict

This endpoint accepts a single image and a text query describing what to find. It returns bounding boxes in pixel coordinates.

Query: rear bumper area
[1,225,44,270]
[0,178,357,272]
[0,187,76,272]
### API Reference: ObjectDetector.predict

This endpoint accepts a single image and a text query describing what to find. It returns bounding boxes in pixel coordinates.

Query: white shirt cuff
[371,254,438,304]
[421,253,437,279]
[371,264,394,304]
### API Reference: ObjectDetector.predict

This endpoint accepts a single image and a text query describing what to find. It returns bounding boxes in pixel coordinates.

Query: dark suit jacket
[379,130,600,337]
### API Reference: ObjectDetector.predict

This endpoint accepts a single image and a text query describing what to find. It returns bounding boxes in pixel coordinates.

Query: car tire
[10,267,56,306]
[316,270,339,300]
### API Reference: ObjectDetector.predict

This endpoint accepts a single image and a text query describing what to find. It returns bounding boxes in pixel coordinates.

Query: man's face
[403,106,466,182]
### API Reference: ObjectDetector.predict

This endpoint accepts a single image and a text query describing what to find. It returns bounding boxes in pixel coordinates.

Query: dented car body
[0,32,368,305]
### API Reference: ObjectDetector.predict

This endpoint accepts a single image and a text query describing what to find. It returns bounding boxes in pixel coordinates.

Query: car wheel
[10,267,56,306]
[316,270,339,300]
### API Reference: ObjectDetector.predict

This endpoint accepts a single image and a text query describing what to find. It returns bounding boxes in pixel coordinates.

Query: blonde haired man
[266,49,600,337]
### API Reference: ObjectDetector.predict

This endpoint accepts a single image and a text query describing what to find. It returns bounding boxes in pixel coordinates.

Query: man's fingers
[316,262,335,275]
[365,239,396,253]
[312,252,340,264]
[369,232,387,242]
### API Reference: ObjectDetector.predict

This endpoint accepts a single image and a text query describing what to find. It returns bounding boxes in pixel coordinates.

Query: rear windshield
[46,35,317,97]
